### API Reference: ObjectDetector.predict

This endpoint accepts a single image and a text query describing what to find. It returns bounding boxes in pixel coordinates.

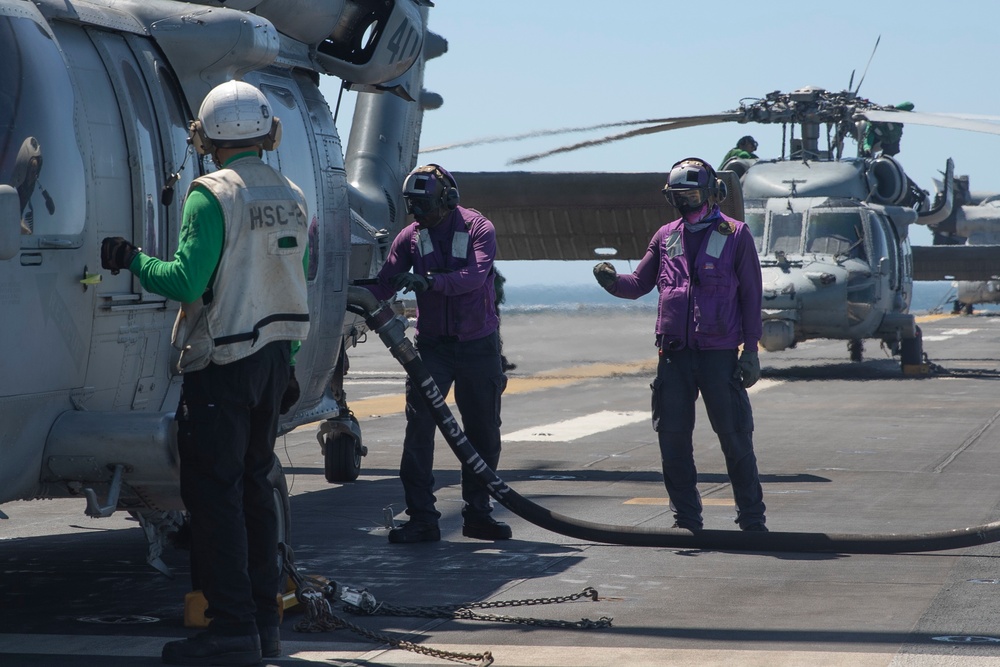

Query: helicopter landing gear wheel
[267,456,292,574]
[318,414,367,483]
[899,326,925,373]
[848,339,864,363]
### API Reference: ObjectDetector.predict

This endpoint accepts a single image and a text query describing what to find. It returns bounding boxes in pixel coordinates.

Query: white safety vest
[172,156,310,372]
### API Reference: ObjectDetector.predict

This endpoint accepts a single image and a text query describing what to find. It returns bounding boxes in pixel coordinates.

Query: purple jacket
[609,207,762,351]
[368,206,500,341]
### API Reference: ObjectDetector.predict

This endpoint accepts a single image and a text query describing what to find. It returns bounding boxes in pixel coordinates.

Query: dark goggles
[404,195,439,216]
[663,188,707,209]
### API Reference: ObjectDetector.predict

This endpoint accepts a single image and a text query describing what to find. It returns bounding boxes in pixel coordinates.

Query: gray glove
[593,262,617,291]
[736,348,760,388]
[391,272,433,294]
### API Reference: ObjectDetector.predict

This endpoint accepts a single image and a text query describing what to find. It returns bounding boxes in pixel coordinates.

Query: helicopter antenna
[848,69,855,92]
[853,35,881,95]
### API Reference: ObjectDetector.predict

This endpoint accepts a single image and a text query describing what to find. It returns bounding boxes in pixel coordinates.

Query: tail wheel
[268,456,292,574]
[322,414,365,483]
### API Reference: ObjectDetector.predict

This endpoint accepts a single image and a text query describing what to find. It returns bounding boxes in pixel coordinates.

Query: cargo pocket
[650,376,662,432]
[494,373,507,428]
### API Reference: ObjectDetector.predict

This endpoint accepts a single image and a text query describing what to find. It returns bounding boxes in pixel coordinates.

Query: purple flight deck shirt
[608,206,762,351]
[368,206,499,341]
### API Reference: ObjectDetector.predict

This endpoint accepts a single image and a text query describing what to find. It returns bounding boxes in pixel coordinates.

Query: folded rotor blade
[508,113,741,165]
[420,117,680,153]
[861,110,1000,135]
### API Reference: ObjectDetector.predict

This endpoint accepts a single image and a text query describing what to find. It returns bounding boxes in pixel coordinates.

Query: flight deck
[3,309,1000,667]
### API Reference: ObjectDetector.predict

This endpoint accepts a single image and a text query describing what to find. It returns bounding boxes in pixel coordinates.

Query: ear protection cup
[188,117,281,154]
[188,119,213,156]
[261,116,281,151]
[427,163,460,210]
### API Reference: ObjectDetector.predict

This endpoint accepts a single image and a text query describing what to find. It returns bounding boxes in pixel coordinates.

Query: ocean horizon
[498,280,974,315]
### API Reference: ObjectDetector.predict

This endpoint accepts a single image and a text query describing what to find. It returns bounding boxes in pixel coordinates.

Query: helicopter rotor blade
[420,116,684,154]
[507,113,741,165]
[861,109,1000,135]
[853,35,880,95]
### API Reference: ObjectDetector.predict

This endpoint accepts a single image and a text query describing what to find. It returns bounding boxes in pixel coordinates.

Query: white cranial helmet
[192,80,280,152]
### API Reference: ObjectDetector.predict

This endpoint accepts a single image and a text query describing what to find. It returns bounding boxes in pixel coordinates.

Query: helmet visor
[404,195,440,217]
[664,188,707,210]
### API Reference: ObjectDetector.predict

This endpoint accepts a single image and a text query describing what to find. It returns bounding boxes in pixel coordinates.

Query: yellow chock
[902,363,930,376]
[183,587,293,629]
[183,590,209,629]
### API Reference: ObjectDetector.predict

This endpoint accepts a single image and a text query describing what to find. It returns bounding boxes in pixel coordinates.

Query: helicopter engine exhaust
[348,287,1000,554]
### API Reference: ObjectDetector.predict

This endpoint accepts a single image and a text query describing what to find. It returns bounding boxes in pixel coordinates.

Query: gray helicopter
[427,85,1000,367]
[927,177,1000,314]
[0,0,439,571]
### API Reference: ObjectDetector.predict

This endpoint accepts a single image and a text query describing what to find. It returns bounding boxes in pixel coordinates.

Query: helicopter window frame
[124,34,196,268]
[257,77,322,284]
[766,211,804,255]
[85,28,175,304]
[743,208,765,254]
[868,211,899,290]
[803,208,867,261]
[1,16,87,246]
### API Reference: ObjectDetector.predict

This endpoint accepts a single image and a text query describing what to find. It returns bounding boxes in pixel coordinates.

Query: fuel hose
[350,287,1000,554]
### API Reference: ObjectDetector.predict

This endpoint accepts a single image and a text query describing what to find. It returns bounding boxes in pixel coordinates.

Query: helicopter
[0,0,442,571]
[423,85,1000,367]
[925,176,1000,315]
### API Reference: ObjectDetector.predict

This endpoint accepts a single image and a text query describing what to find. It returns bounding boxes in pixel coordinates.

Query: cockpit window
[744,210,764,253]
[0,17,85,240]
[805,210,865,260]
[767,212,803,255]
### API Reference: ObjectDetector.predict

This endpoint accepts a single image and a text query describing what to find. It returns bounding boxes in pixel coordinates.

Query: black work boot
[741,521,769,532]
[387,520,441,544]
[258,626,280,659]
[462,516,512,540]
[161,630,261,666]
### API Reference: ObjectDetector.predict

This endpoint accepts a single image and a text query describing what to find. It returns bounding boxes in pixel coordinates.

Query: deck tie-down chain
[290,576,611,667]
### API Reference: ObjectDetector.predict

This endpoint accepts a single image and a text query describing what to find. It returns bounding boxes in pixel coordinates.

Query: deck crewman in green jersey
[101,80,309,666]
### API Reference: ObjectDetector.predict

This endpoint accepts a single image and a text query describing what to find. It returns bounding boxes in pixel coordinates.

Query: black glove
[735,349,761,389]
[391,272,433,294]
[593,262,617,291]
[101,237,139,275]
[280,366,300,415]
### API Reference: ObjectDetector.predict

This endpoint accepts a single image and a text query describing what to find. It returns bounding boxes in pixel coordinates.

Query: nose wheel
[318,414,366,482]
[848,338,864,363]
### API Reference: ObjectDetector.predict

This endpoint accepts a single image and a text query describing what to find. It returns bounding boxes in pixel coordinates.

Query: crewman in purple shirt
[367,164,511,544]
[593,157,767,532]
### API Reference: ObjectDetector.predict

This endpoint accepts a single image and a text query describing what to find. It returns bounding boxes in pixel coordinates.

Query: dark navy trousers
[653,347,766,529]
[176,340,290,636]
[401,331,505,524]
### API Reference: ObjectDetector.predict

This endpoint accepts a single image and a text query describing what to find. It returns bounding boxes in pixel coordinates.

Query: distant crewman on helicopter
[862,101,914,157]
[592,157,767,533]
[721,135,759,166]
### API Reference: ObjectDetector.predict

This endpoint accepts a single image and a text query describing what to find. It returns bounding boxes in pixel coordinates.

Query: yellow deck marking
[345,358,658,419]
[916,313,957,323]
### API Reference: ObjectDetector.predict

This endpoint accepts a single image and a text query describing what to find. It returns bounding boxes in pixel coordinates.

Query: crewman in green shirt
[101,80,309,666]
[721,135,759,166]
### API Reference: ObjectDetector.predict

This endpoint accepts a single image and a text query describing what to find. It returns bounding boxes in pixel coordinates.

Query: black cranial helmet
[662,157,725,214]
[402,164,460,225]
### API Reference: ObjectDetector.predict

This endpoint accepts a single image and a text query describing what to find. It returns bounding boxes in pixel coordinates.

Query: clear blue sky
[321,1,1000,286]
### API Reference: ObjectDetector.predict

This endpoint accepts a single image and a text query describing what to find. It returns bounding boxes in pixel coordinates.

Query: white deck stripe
[0,634,984,666]
[504,380,778,443]
[504,410,648,442]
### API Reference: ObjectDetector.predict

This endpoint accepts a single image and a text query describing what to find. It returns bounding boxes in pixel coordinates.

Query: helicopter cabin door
[250,72,352,404]
[65,26,192,412]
